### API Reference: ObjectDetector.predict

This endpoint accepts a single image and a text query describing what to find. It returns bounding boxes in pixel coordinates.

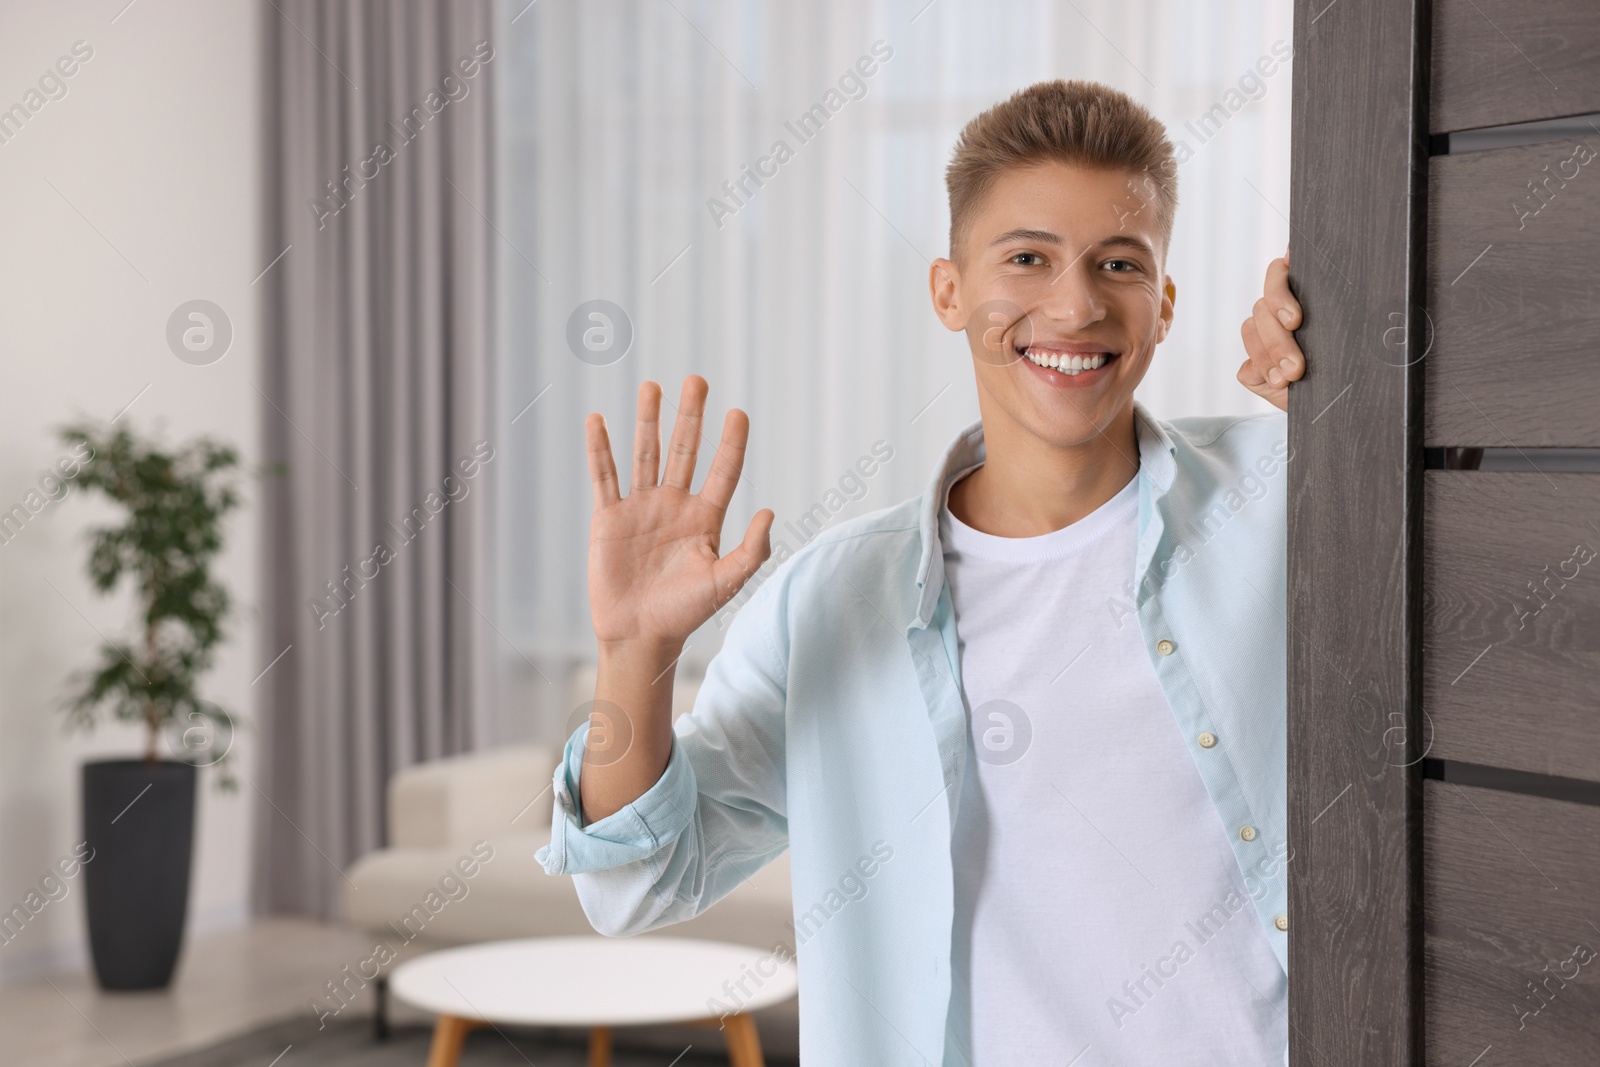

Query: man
[537,79,1306,1064]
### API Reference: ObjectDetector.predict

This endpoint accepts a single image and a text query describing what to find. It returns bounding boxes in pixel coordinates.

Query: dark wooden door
[1287,1,1600,1063]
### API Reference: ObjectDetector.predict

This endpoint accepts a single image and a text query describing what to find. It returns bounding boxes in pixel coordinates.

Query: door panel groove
[1424,448,1600,472]
[1434,113,1600,155]
[1422,758,1600,806]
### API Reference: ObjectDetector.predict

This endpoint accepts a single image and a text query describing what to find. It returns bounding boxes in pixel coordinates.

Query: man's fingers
[1264,257,1301,330]
[1237,355,1286,411]
[662,375,708,491]
[699,408,750,513]
[585,412,621,510]
[1250,297,1303,388]
[712,508,774,606]
[632,381,662,492]
[1240,317,1271,384]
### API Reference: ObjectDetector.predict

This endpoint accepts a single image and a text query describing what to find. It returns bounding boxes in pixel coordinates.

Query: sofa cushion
[344,831,795,952]
[389,744,561,849]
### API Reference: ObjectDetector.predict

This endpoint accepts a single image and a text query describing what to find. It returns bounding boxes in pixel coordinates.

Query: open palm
[586,376,774,649]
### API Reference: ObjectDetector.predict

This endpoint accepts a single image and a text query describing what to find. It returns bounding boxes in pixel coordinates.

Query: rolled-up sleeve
[535,718,698,875]
[530,568,793,938]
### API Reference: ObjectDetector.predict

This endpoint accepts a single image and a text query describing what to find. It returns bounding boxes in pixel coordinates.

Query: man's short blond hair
[945,79,1178,262]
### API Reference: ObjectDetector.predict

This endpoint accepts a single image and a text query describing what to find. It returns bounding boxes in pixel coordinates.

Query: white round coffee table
[390,936,798,1067]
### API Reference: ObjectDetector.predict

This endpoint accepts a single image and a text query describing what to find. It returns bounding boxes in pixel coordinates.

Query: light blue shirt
[537,400,1291,1065]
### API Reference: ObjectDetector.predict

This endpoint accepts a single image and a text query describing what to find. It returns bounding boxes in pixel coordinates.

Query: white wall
[0,0,261,980]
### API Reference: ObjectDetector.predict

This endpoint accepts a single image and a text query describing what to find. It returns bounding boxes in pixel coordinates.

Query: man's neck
[947,402,1140,538]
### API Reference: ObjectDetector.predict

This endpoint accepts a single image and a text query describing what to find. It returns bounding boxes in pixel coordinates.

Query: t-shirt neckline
[939,464,1139,563]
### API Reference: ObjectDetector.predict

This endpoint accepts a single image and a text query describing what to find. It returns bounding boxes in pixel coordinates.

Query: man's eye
[1009,252,1044,266]
[1103,258,1139,272]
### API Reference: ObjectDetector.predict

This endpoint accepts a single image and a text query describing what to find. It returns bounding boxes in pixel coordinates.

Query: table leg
[722,1013,765,1067]
[425,1014,482,1067]
[588,1024,613,1067]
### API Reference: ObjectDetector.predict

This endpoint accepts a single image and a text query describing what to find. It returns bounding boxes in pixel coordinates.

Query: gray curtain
[255,0,498,917]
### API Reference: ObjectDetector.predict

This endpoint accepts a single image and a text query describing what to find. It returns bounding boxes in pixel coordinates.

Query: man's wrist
[597,634,686,672]
[584,634,683,825]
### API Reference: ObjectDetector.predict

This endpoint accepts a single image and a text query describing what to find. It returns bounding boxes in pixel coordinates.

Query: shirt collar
[910,399,1178,626]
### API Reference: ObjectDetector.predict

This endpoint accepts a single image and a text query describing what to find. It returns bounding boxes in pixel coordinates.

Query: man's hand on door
[1237,246,1304,413]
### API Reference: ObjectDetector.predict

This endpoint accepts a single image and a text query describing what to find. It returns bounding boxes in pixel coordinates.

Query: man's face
[930,161,1175,448]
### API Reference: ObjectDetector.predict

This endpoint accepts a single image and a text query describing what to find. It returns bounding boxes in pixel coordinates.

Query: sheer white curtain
[492,0,1293,743]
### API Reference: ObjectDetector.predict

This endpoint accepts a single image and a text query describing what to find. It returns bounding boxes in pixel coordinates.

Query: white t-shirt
[941,466,1286,1066]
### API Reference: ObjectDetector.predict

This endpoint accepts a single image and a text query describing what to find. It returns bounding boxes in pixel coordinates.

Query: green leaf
[55,419,247,790]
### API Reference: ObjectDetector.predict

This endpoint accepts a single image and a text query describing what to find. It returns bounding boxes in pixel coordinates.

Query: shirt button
[1240,825,1258,842]
[1198,732,1217,748]
[1156,639,1175,655]
[1274,914,1289,932]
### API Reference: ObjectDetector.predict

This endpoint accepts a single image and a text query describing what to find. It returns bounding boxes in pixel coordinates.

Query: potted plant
[58,420,241,991]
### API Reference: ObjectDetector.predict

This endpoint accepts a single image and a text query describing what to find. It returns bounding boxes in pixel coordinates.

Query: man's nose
[1037,262,1107,330]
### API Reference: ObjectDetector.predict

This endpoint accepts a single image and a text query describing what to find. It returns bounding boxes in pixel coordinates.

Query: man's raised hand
[585,375,774,654]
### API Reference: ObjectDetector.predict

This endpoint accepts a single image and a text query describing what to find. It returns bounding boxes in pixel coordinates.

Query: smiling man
[538,80,1305,1065]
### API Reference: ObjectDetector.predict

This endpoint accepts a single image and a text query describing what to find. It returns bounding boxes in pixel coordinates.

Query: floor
[0,917,392,1067]
[0,918,793,1067]
[141,1014,740,1066]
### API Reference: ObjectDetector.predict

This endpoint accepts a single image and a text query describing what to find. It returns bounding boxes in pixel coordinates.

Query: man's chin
[1013,395,1134,452]
[972,363,1137,451]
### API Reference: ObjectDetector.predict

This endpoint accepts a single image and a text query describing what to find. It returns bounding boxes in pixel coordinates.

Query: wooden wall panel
[1422,472,1600,782]
[1425,138,1600,446]
[1288,0,1426,1061]
[1432,0,1600,133]
[1424,781,1600,1064]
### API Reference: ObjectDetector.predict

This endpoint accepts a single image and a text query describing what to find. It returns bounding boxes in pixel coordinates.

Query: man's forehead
[974,164,1164,247]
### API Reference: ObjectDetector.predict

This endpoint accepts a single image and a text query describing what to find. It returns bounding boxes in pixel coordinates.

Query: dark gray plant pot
[82,759,196,990]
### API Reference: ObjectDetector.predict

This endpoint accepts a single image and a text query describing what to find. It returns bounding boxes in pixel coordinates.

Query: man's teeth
[1022,349,1110,375]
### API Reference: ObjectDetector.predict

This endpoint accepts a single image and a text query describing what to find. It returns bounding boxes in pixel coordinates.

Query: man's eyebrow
[988,228,1061,246]
[1098,234,1157,258]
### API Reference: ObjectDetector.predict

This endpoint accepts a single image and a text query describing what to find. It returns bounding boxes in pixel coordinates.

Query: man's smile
[1016,342,1120,385]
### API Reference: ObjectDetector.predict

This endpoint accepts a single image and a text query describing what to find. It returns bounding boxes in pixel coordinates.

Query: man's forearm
[578,637,683,824]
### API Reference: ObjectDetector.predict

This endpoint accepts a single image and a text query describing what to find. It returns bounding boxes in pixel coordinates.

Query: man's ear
[929,257,966,332]
[1155,275,1176,343]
